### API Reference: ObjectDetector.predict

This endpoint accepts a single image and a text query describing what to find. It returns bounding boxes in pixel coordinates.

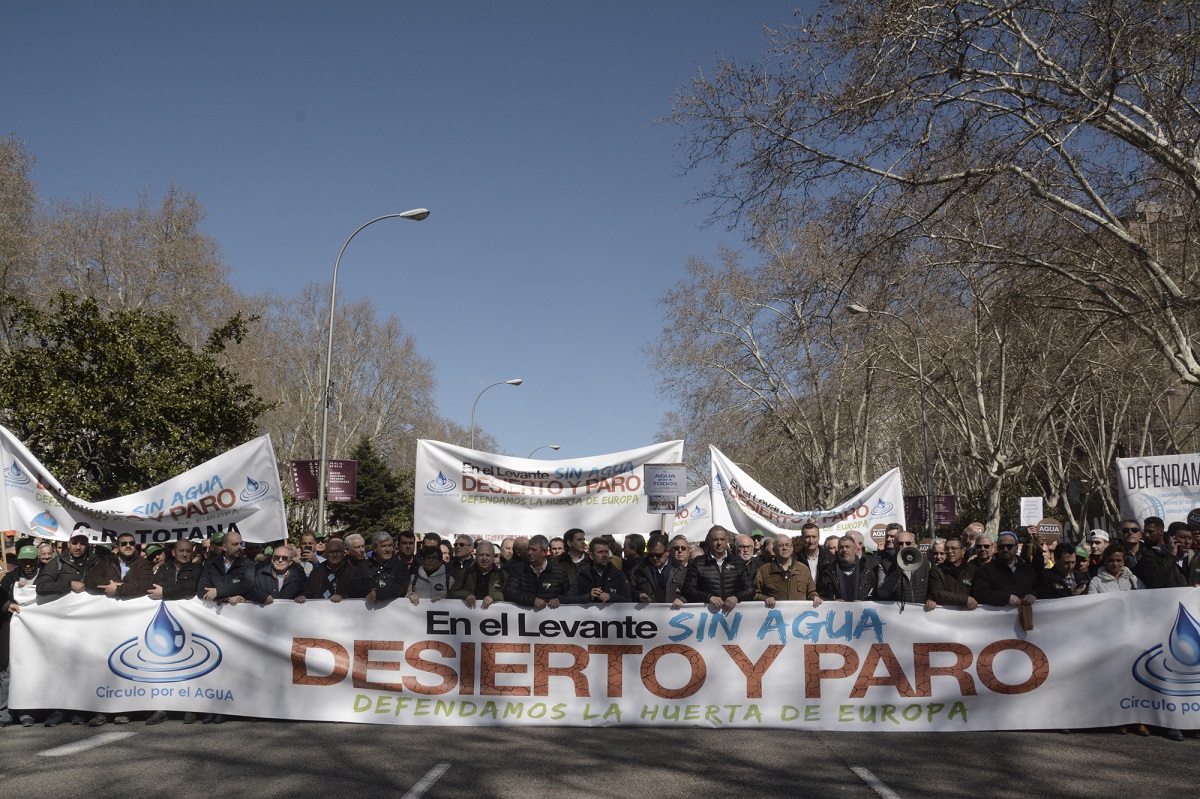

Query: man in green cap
[1,546,41,726]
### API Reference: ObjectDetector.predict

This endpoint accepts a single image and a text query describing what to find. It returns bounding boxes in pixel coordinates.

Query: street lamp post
[470,379,523,450]
[848,303,936,541]
[317,209,429,539]
[528,444,560,458]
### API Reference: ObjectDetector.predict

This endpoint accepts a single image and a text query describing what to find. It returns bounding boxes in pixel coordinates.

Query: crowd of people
[3,510,1200,735]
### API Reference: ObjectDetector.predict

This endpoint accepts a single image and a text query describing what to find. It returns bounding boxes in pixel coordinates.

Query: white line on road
[38,731,138,757]
[851,766,903,799]
[401,762,451,799]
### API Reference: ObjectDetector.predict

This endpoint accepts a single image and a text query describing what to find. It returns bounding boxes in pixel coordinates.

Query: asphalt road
[1,719,1196,799]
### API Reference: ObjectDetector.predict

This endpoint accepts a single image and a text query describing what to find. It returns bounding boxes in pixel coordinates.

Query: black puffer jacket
[681,553,754,604]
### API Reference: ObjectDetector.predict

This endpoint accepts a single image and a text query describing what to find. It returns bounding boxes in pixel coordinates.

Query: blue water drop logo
[426,471,457,493]
[145,603,186,657]
[239,475,269,501]
[1168,605,1200,667]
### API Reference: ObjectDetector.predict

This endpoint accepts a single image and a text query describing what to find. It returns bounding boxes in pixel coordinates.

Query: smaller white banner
[414,440,684,539]
[0,425,289,544]
[710,446,905,544]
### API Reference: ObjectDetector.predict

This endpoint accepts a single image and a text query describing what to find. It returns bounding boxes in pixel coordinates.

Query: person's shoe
[1134,724,1151,736]
[201,714,216,724]
[211,714,225,724]
[86,713,107,727]
[182,712,198,724]
[1058,728,1071,734]
[145,711,168,726]
[19,715,35,727]
[0,711,13,727]
[70,714,86,725]
[113,715,130,725]
[44,711,63,727]
[1166,727,1185,742]
[1116,725,1128,735]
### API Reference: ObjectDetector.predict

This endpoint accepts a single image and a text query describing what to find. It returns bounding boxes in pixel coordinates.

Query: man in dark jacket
[797,523,833,584]
[449,540,506,609]
[817,534,877,601]
[631,534,685,604]
[347,532,411,604]
[197,531,257,605]
[568,537,632,604]
[504,535,570,609]
[876,530,931,604]
[304,537,354,600]
[1135,519,1188,590]
[35,527,98,598]
[971,531,1038,607]
[85,533,153,598]
[554,528,588,584]
[680,525,755,611]
[149,540,202,601]
[145,539,204,725]
[927,538,978,610]
[252,544,308,604]
[1036,543,1090,599]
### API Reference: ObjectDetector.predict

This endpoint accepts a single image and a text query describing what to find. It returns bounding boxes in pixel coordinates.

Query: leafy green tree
[325,436,413,535]
[0,292,270,500]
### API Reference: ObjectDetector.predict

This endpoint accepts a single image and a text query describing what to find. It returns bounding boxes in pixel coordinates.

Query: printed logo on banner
[683,504,708,520]
[1132,604,1200,696]
[870,498,894,516]
[1131,494,1167,522]
[239,476,270,502]
[109,604,222,683]
[4,459,31,485]
[713,473,726,493]
[30,510,59,537]
[426,471,457,494]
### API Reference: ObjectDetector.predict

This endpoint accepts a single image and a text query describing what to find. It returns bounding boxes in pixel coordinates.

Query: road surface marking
[851,766,902,799]
[39,731,138,757]
[401,762,451,799]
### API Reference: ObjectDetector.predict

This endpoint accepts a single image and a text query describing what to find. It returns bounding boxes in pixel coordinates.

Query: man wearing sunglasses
[85,533,152,598]
[1118,521,1144,567]
[971,531,1037,608]
[252,544,307,605]
[631,533,685,604]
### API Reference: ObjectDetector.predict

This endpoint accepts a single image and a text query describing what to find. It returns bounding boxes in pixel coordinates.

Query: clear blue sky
[2,1,816,461]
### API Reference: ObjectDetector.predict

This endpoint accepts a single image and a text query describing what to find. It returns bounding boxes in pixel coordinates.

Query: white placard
[1020,497,1044,527]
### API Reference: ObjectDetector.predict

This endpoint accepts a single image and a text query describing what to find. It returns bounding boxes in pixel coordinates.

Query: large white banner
[710,446,906,544]
[1117,453,1200,525]
[415,440,684,540]
[11,590,1200,730]
[0,426,288,544]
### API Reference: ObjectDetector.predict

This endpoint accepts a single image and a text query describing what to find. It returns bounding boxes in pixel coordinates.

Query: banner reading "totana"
[11,590,1200,731]
[1117,453,1200,526]
[414,440,684,540]
[0,425,288,544]
[710,446,906,545]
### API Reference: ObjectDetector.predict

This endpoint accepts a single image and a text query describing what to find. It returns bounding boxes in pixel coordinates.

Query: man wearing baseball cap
[1,545,41,727]
[35,524,98,598]
[1085,530,1109,577]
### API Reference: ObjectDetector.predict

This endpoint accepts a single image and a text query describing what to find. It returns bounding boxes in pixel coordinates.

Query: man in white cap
[1085,530,1109,577]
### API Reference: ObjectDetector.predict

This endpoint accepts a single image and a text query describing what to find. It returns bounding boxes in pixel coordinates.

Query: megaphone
[897,545,924,576]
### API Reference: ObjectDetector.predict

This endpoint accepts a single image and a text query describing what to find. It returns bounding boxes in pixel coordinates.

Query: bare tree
[671,0,1200,386]
[35,185,234,347]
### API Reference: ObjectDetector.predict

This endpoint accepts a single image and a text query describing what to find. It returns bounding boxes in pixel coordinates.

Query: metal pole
[317,210,428,538]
